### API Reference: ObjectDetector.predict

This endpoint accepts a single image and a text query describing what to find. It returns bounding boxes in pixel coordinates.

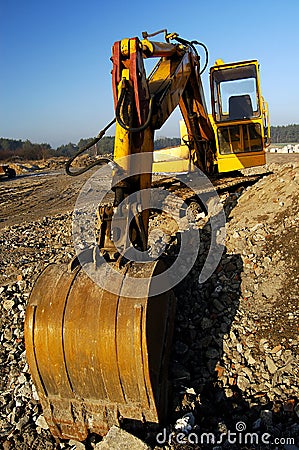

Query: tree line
[270,124,299,143]
[0,137,116,161]
[0,139,53,161]
[0,136,181,161]
[1,125,298,161]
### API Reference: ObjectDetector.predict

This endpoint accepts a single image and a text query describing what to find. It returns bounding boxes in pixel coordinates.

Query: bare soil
[0,153,297,229]
[0,169,93,228]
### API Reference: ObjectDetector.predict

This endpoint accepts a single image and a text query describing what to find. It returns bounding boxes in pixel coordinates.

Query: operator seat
[229,94,253,120]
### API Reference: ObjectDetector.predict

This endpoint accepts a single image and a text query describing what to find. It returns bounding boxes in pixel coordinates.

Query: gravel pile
[0,163,298,449]
[162,163,299,449]
[0,214,76,449]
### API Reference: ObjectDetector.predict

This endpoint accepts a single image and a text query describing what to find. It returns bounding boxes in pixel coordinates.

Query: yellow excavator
[24,30,270,441]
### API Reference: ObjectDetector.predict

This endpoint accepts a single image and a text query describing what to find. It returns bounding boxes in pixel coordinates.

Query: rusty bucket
[24,260,176,440]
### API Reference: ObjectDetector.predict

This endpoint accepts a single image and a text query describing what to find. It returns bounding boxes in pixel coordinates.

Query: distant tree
[77,136,114,155]
[56,142,78,157]
[154,137,180,149]
[97,136,114,155]
[0,138,53,160]
[270,124,299,143]
[77,138,94,149]
[0,138,23,154]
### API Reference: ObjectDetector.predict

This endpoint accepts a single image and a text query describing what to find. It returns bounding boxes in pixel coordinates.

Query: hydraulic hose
[191,40,209,75]
[65,117,116,176]
[172,35,209,75]
[115,82,154,133]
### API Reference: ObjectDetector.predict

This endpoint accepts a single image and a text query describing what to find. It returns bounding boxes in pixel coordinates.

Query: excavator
[24,30,270,442]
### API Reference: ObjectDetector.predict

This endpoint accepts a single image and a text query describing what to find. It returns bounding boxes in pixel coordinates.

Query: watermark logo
[156,421,295,446]
[72,153,226,297]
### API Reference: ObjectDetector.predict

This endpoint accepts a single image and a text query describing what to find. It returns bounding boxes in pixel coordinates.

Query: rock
[31,384,39,401]
[236,343,243,353]
[215,365,225,378]
[224,388,234,398]
[271,344,282,354]
[259,338,269,351]
[171,363,190,381]
[35,414,49,430]
[95,426,150,449]
[260,409,273,428]
[241,367,253,381]
[217,421,228,434]
[68,440,86,449]
[186,387,196,395]
[174,412,195,434]
[252,418,261,430]
[201,317,213,329]
[3,300,15,311]
[15,415,30,431]
[213,298,225,312]
[254,266,263,276]
[244,351,256,365]
[205,348,219,359]
[266,356,278,374]
[283,399,296,412]
[174,341,189,355]
[237,375,250,391]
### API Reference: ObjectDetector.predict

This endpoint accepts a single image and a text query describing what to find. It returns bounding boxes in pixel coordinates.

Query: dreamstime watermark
[156,421,295,446]
[72,153,226,297]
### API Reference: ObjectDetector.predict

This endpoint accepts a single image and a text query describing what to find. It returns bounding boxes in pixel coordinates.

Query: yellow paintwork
[210,59,264,120]
[209,59,268,172]
[154,145,189,161]
[114,39,154,239]
[148,51,192,129]
[209,115,267,172]
[141,39,178,57]
[214,152,266,172]
[120,39,130,56]
[152,158,193,173]
[152,144,193,173]
[115,38,269,176]
[262,98,271,145]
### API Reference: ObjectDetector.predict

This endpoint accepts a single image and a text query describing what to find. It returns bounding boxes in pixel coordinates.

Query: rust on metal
[24,261,176,440]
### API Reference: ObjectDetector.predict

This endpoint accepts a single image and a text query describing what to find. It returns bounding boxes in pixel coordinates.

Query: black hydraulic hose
[172,35,209,75]
[191,40,209,75]
[65,117,116,176]
[115,83,154,133]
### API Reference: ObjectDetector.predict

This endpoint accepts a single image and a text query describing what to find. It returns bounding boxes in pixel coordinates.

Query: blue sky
[1,0,299,148]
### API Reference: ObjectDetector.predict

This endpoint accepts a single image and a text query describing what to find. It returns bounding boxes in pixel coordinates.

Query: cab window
[213,64,260,122]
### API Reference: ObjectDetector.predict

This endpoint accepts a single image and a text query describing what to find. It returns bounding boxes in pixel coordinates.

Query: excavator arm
[112,33,215,167]
[102,33,216,259]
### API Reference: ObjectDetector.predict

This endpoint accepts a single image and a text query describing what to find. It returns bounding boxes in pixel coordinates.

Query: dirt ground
[0,152,298,449]
[0,169,92,229]
[0,153,298,229]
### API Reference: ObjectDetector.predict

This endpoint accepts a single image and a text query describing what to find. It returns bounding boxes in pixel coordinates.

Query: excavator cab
[152,59,270,175]
[209,59,270,172]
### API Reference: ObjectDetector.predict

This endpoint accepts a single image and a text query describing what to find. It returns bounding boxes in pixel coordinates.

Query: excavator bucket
[24,260,176,441]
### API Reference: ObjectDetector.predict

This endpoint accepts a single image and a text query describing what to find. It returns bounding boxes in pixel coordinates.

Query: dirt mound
[7,158,67,175]
[226,162,299,342]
